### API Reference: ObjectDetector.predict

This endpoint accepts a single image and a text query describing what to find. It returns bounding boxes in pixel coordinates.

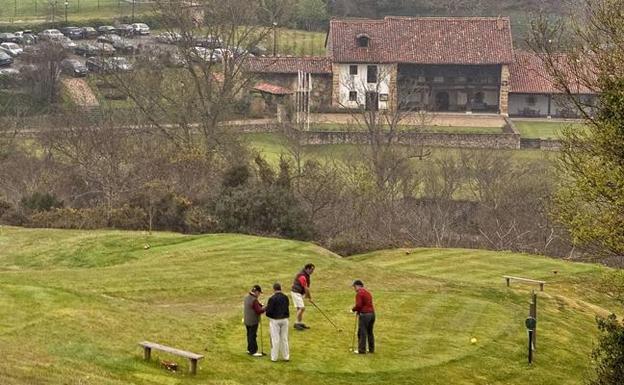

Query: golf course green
[0,226,618,384]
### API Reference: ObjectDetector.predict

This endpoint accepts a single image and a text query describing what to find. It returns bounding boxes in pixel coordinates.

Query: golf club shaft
[311,301,341,330]
[260,316,264,354]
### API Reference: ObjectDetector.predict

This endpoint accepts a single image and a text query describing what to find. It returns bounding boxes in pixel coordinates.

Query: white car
[58,36,77,50]
[132,23,150,35]
[0,42,23,57]
[39,29,65,40]
[191,46,220,63]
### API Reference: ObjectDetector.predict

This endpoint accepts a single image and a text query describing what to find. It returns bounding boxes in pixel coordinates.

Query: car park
[39,29,65,40]
[86,56,133,73]
[61,26,84,39]
[81,27,98,39]
[97,25,116,35]
[61,58,89,77]
[0,33,19,43]
[0,51,13,66]
[114,24,134,37]
[0,42,23,57]
[132,23,150,35]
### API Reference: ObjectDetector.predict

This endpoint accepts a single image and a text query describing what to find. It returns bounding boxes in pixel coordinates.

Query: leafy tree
[589,314,624,385]
[295,0,330,30]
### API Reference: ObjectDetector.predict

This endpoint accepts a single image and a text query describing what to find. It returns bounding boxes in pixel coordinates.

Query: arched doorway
[435,91,450,111]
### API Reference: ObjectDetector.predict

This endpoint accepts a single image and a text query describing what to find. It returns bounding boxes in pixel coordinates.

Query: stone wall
[300,130,520,149]
[499,64,510,116]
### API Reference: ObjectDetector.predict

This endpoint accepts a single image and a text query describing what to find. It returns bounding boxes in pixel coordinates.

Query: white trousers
[268,318,289,361]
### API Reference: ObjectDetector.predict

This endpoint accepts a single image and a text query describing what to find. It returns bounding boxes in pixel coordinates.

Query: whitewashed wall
[509,94,550,116]
[337,64,393,109]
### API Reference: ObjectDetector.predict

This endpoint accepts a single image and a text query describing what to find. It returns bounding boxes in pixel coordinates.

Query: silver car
[0,42,23,57]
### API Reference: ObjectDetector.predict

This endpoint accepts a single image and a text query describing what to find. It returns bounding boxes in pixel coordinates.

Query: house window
[349,91,358,101]
[379,93,389,102]
[527,96,536,106]
[357,35,370,47]
[349,65,358,75]
[367,65,378,83]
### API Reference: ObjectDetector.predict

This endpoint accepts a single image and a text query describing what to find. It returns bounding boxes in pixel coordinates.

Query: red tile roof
[510,51,597,94]
[328,17,514,65]
[246,57,332,74]
[252,82,293,95]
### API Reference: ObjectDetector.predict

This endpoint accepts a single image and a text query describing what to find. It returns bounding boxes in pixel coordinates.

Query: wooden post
[143,346,151,360]
[505,277,510,287]
[530,291,537,350]
[539,282,544,291]
[189,359,198,375]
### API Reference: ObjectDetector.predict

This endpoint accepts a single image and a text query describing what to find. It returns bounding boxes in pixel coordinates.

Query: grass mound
[0,227,618,384]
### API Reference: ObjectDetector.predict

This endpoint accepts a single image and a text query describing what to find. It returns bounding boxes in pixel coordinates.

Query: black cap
[352,280,364,287]
[252,284,262,293]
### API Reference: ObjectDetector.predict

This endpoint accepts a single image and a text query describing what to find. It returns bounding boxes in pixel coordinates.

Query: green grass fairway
[0,226,619,384]
[513,120,586,139]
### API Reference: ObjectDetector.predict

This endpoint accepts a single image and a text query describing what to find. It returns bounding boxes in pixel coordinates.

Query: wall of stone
[299,130,520,149]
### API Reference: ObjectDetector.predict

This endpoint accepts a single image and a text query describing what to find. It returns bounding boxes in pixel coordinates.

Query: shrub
[20,192,63,212]
[589,314,624,385]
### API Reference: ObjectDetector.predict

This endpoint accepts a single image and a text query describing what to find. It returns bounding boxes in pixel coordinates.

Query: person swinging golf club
[351,280,375,354]
[243,284,265,357]
[291,263,315,330]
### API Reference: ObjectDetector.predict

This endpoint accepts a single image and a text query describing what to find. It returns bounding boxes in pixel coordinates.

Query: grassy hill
[0,226,619,384]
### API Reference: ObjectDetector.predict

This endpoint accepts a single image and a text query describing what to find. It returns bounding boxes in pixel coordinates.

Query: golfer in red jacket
[352,280,375,354]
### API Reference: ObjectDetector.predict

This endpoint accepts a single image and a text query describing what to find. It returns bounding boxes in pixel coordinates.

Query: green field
[0,226,619,384]
[512,120,586,140]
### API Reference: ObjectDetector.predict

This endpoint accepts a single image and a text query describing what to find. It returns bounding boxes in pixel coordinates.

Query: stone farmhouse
[247,16,597,118]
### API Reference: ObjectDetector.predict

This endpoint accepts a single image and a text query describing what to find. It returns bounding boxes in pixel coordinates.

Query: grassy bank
[0,226,618,384]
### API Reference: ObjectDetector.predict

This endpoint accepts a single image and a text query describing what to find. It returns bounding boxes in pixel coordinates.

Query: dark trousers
[246,324,258,354]
[358,312,375,353]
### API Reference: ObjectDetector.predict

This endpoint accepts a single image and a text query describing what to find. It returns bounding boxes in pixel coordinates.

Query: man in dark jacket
[291,263,315,330]
[352,280,375,354]
[243,284,265,357]
[266,282,290,362]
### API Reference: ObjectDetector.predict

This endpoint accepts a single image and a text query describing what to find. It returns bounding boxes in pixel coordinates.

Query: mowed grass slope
[0,226,618,384]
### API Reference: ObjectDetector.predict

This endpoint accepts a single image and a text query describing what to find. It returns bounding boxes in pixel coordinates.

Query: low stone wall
[520,138,562,150]
[301,131,521,149]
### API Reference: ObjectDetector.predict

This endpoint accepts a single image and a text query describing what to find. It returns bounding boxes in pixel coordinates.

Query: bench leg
[540,283,544,291]
[505,278,510,287]
[143,347,151,361]
[189,359,197,375]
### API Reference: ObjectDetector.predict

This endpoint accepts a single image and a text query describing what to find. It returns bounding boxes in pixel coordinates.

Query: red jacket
[352,288,374,314]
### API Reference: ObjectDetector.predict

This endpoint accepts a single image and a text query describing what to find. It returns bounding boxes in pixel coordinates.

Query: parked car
[97,34,120,45]
[142,47,185,68]
[0,42,23,57]
[61,26,84,39]
[39,29,65,40]
[58,36,78,50]
[0,51,13,66]
[86,56,133,73]
[95,42,116,55]
[75,42,99,56]
[112,39,139,55]
[61,58,89,77]
[191,46,221,63]
[132,23,150,35]
[81,26,98,39]
[0,33,19,43]
[96,25,116,35]
[249,45,268,57]
[114,24,134,37]
[156,32,182,44]
[14,30,37,45]
[0,67,20,78]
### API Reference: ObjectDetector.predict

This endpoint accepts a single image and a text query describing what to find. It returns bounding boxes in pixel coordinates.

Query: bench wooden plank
[139,341,204,360]
[503,276,546,291]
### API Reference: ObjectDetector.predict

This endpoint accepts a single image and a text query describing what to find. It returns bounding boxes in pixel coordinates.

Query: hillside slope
[0,227,618,384]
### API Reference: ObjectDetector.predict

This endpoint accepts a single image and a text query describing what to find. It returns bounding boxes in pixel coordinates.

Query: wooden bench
[503,275,546,291]
[139,341,204,375]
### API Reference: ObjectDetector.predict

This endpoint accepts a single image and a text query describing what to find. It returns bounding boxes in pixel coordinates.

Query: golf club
[310,300,342,332]
[350,313,358,352]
